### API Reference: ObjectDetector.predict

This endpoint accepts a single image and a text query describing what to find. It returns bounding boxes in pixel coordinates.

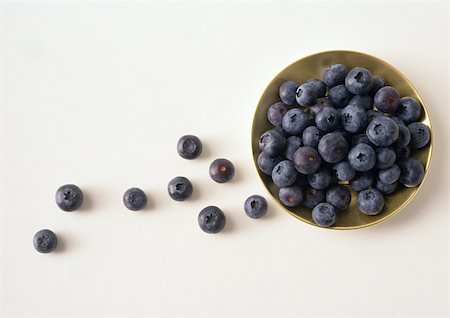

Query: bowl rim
[251,49,433,230]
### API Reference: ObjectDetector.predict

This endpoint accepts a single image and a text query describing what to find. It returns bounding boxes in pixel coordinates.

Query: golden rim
[251,50,433,230]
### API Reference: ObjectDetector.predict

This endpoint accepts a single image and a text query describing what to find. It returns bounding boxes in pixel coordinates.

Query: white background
[0,1,449,317]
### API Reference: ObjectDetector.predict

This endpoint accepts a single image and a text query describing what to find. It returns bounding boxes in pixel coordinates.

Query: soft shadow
[189,183,201,201]
[229,160,245,184]
[260,197,278,220]
[221,213,236,234]
[54,234,66,253]
[78,187,94,212]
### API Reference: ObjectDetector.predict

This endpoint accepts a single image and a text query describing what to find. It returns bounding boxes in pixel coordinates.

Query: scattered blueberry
[123,187,147,210]
[318,132,348,163]
[312,203,336,227]
[333,161,356,182]
[302,126,322,148]
[315,106,339,132]
[366,116,399,147]
[357,189,385,215]
[209,158,235,183]
[328,84,354,108]
[303,188,326,208]
[257,152,282,175]
[379,164,401,185]
[375,179,398,195]
[198,206,226,234]
[395,124,412,148]
[296,83,318,107]
[177,135,202,160]
[374,86,400,113]
[395,97,421,124]
[285,136,302,161]
[167,177,193,201]
[345,67,373,95]
[244,195,268,219]
[279,185,303,207]
[259,129,286,156]
[279,80,298,105]
[306,78,327,97]
[323,64,348,88]
[33,229,58,253]
[399,158,425,187]
[267,102,289,127]
[326,185,351,211]
[293,146,322,175]
[348,143,376,172]
[282,108,309,135]
[55,184,83,212]
[310,97,333,116]
[272,160,297,187]
[349,94,373,110]
[340,104,367,133]
[350,172,373,191]
[308,168,332,190]
[408,122,430,149]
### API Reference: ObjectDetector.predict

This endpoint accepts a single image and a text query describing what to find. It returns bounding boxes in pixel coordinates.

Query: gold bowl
[251,50,432,229]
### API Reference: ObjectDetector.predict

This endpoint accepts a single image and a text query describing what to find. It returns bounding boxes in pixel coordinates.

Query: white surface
[0,1,449,317]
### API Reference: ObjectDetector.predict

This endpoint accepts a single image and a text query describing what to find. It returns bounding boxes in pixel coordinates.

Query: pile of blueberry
[33,136,269,253]
[258,64,430,227]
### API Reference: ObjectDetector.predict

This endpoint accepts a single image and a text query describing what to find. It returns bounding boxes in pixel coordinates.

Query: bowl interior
[251,50,432,229]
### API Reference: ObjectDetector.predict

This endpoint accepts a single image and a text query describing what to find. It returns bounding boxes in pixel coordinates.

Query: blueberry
[328,84,354,108]
[318,132,349,163]
[367,109,384,122]
[326,185,351,210]
[395,97,421,124]
[295,83,318,107]
[394,145,411,161]
[340,104,367,133]
[390,116,406,126]
[315,106,339,132]
[376,147,396,169]
[259,129,286,156]
[379,164,401,185]
[267,102,289,127]
[305,78,327,97]
[349,94,373,110]
[395,124,412,147]
[281,108,309,135]
[323,64,348,88]
[375,179,398,195]
[279,80,298,106]
[279,185,303,207]
[285,136,302,161]
[123,187,147,210]
[348,143,376,172]
[369,76,385,96]
[333,161,356,182]
[257,152,282,175]
[345,67,373,95]
[198,206,226,234]
[167,177,193,201]
[33,229,58,253]
[407,122,430,149]
[310,97,334,116]
[351,133,372,146]
[308,168,332,190]
[312,203,336,227]
[293,146,322,175]
[374,86,400,113]
[357,189,385,215]
[350,172,373,191]
[272,160,297,187]
[399,158,425,187]
[366,116,399,147]
[303,188,325,208]
[244,195,268,219]
[209,159,235,183]
[177,135,202,160]
[301,126,321,149]
[55,184,83,212]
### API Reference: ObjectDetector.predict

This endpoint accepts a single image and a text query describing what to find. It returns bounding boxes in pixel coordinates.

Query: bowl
[251,50,432,229]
